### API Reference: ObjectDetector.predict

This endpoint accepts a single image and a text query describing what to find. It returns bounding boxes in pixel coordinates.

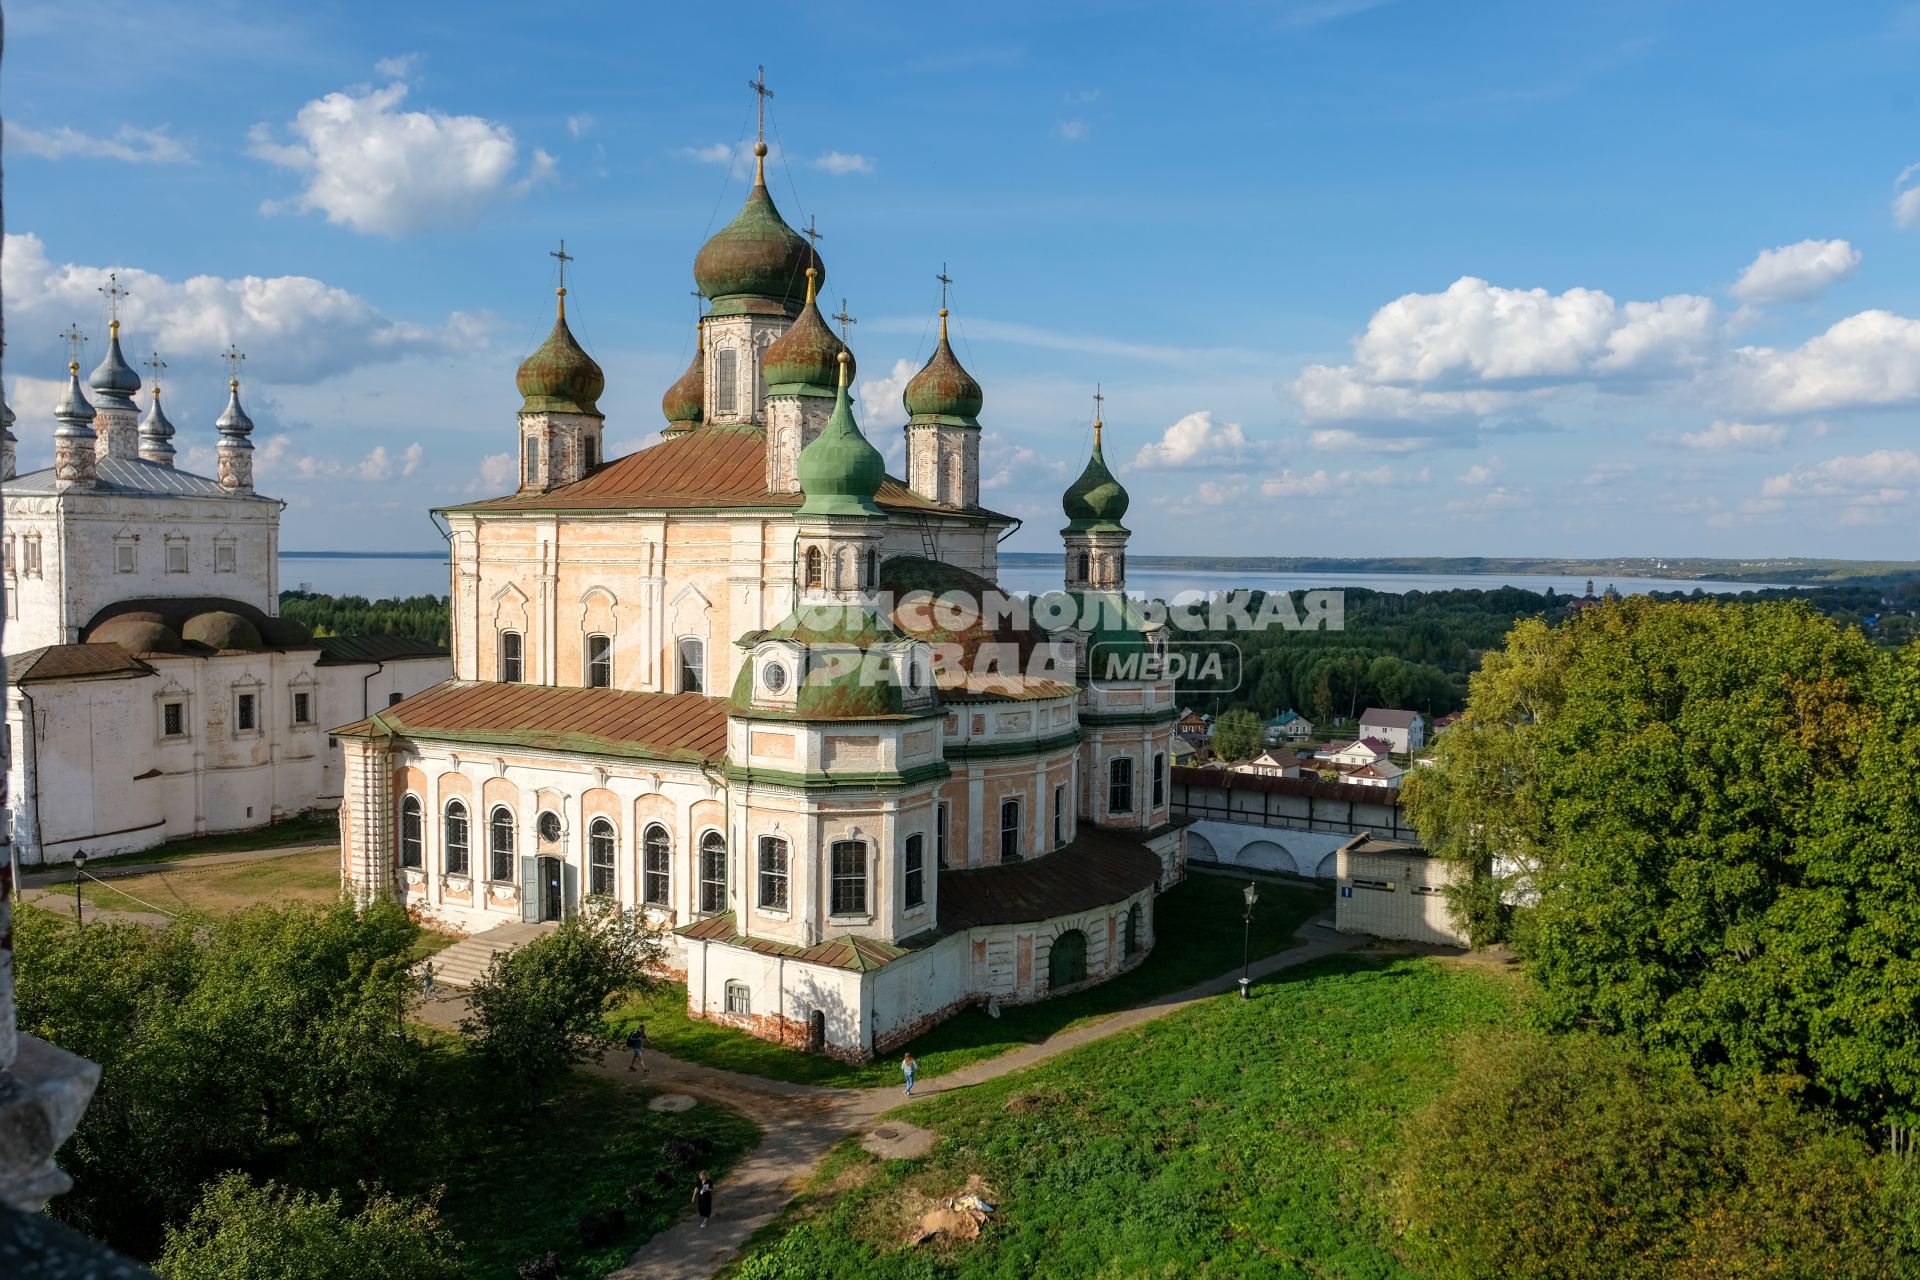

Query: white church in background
[2,314,449,866]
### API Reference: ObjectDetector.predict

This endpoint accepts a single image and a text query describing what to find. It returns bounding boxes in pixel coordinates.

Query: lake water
[278,553,1782,602]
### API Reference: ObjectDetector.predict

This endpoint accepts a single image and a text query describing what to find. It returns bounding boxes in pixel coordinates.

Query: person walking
[901,1051,917,1097]
[692,1171,713,1229]
[626,1024,649,1074]
[420,960,436,1000]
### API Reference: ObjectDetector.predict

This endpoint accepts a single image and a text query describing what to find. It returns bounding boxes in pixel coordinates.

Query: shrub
[1388,1030,1908,1280]
[157,1172,458,1280]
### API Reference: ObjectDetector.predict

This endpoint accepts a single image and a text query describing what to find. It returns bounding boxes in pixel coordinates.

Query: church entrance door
[539,855,563,921]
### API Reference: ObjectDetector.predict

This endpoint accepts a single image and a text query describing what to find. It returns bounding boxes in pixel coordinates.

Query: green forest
[279,590,452,649]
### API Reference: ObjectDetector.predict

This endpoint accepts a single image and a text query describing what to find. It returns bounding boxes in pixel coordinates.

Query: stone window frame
[677,635,706,694]
[1053,783,1066,848]
[587,817,617,899]
[214,537,238,574]
[803,544,824,589]
[713,346,740,416]
[21,533,42,579]
[113,534,137,575]
[1152,751,1167,809]
[487,805,516,883]
[524,435,542,487]
[641,822,672,906]
[156,692,191,743]
[289,678,318,729]
[757,834,790,914]
[499,630,525,683]
[585,633,613,689]
[697,828,727,916]
[1107,755,1135,815]
[724,979,751,1017]
[2,584,13,621]
[163,533,188,575]
[231,679,264,739]
[2,533,13,576]
[999,796,1024,863]
[444,799,471,878]
[399,794,425,870]
[935,800,950,869]
[902,831,926,912]
[828,838,869,919]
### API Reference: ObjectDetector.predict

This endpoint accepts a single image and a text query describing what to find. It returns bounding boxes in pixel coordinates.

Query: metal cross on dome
[144,352,167,391]
[801,216,823,269]
[550,239,573,291]
[748,65,773,146]
[832,299,857,341]
[59,324,88,366]
[936,264,954,310]
[98,272,130,323]
[222,343,246,383]
[1094,383,1104,422]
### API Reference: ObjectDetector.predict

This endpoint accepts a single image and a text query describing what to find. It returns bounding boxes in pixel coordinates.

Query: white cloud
[1126,411,1255,469]
[981,431,1069,491]
[567,114,594,139]
[2,231,477,385]
[358,445,393,481]
[8,122,191,164]
[250,80,552,236]
[1456,458,1502,486]
[401,442,425,476]
[1185,480,1249,507]
[1759,449,1920,524]
[813,151,874,175]
[471,452,517,495]
[1671,420,1788,452]
[1732,311,1920,414]
[1289,362,1522,426]
[1350,276,1719,385]
[680,141,783,179]
[1730,239,1861,304]
[1895,163,1920,230]
[856,359,916,429]
[1306,427,1435,453]
[1055,119,1088,141]
[1445,484,1534,514]
[249,435,416,485]
[682,142,735,164]
[1260,470,1331,497]
[374,53,421,80]
[1583,461,1638,486]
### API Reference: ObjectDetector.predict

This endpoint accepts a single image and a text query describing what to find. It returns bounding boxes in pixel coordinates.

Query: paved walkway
[587,918,1368,1280]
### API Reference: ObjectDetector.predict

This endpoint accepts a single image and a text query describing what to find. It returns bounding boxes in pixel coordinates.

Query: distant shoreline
[282,551,447,560]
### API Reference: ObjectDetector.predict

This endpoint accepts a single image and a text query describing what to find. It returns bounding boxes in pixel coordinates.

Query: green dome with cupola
[763,268,853,393]
[903,310,983,426]
[516,289,605,418]
[662,327,705,427]
[1061,421,1129,530]
[796,353,885,519]
[693,145,820,317]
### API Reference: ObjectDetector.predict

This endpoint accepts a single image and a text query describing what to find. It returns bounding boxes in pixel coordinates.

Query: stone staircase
[425,921,553,988]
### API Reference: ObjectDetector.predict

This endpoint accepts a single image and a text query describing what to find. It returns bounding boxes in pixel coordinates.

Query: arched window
[500,631,524,683]
[588,818,616,898]
[1124,903,1142,957]
[715,348,738,414]
[1000,799,1022,862]
[698,831,727,914]
[642,823,671,906]
[585,633,612,688]
[803,545,824,589]
[1109,756,1134,814]
[1152,752,1167,808]
[489,806,515,882]
[678,637,705,694]
[525,436,541,486]
[1075,550,1090,582]
[830,840,866,915]
[444,800,470,876]
[399,795,423,869]
[903,833,925,909]
[758,835,789,911]
[583,436,598,470]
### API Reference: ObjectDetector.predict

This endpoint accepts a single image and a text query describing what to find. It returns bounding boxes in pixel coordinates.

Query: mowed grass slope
[76,847,345,915]
[724,953,1519,1279]
[616,873,1326,1090]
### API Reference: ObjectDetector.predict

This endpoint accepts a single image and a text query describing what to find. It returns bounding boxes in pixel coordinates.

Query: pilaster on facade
[701,313,790,427]
[519,410,605,495]
[764,395,835,493]
[905,422,981,510]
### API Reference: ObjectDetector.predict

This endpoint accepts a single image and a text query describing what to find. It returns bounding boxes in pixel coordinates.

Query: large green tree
[157,1174,460,1280]
[1209,707,1263,762]
[13,898,426,1255]
[1407,598,1920,1117]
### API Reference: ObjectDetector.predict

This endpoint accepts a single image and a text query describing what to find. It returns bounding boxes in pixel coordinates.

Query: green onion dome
[763,269,853,392]
[516,289,605,418]
[903,310,982,425]
[796,353,885,519]
[693,145,821,317]
[662,327,705,426]
[1062,422,1130,530]
[88,320,141,410]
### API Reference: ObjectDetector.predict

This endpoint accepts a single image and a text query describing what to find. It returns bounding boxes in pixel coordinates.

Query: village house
[1263,709,1313,743]
[1357,707,1424,753]
[1235,747,1302,779]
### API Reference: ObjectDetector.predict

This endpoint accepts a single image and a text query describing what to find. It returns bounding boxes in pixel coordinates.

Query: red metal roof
[342,680,730,764]
[446,427,1002,520]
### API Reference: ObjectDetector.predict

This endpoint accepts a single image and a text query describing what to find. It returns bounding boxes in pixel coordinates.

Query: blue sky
[6,0,1920,559]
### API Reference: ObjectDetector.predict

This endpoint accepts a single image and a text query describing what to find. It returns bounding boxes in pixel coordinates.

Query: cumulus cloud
[2,231,477,384]
[1260,470,1331,497]
[813,151,874,175]
[1730,239,1861,304]
[7,121,191,164]
[1289,362,1524,426]
[1306,427,1436,453]
[1257,464,1407,499]
[251,435,420,484]
[1456,458,1502,486]
[470,451,517,495]
[1669,420,1788,452]
[1731,311,1920,414]
[401,442,425,476]
[855,359,916,428]
[250,80,552,236]
[1759,449,1920,523]
[981,431,1069,491]
[1895,163,1920,230]
[1126,411,1256,470]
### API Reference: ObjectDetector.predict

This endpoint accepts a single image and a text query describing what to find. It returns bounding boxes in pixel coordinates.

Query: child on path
[420,960,435,999]
[902,1051,917,1096]
[692,1171,713,1229]
[626,1024,649,1074]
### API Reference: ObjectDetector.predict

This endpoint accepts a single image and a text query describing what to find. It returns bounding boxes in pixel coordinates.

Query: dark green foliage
[1411,599,1920,1119]
[15,898,426,1256]
[462,905,667,1104]
[157,1173,460,1280]
[726,955,1518,1279]
[1389,1030,1913,1280]
[1208,706,1263,762]
[278,590,450,647]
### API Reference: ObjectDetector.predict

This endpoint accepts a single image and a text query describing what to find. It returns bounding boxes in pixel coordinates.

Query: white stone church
[2,323,449,865]
[337,135,1187,1060]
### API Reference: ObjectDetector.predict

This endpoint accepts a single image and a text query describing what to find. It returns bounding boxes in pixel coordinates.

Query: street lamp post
[73,849,88,926]
[1238,879,1259,1000]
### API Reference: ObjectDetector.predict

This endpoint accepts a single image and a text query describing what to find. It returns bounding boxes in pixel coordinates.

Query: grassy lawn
[77,847,345,916]
[77,812,340,869]
[433,1057,759,1279]
[721,952,1519,1279]
[614,874,1327,1090]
